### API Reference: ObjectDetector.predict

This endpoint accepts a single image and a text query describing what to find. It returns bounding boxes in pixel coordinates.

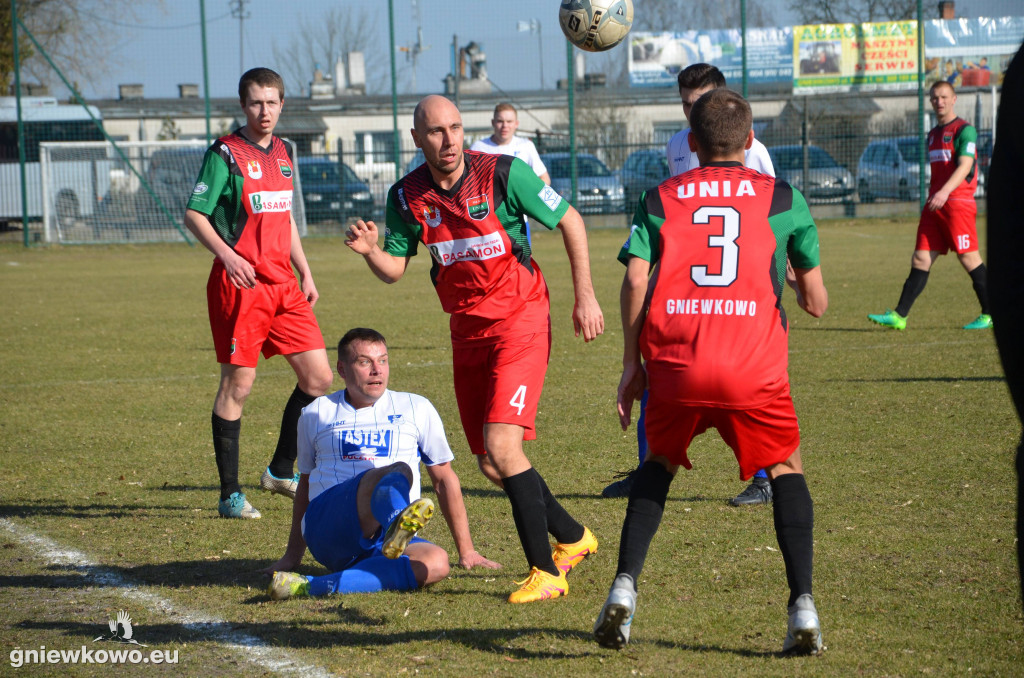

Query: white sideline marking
[1,518,336,678]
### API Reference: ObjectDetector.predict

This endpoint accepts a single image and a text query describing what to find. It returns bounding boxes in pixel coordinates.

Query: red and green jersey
[186,131,296,283]
[620,162,821,408]
[927,117,978,200]
[384,151,570,343]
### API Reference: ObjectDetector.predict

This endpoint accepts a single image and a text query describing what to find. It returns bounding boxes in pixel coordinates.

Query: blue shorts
[302,470,429,572]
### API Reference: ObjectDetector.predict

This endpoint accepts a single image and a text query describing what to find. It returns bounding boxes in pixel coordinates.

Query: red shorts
[207,264,325,367]
[643,386,800,480]
[916,199,978,255]
[452,328,551,456]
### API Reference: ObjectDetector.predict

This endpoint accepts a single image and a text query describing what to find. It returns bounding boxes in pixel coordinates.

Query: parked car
[540,152,625,214]
[977,130,992,194]
[405,149,425,175]
[767,145,856,204]
[146,146,207,213]
[620,148,671,213]
[297,156,373,222]
[857,137,925,202]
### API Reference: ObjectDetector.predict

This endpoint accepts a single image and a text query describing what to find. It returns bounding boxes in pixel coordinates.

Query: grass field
[1,217,1021,676]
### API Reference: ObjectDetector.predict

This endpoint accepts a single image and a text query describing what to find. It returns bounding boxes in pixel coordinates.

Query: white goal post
[37,139,307,244]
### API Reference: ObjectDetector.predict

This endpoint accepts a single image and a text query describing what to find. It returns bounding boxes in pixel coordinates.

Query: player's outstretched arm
[556,207,604,342]
[793,266,828,318]
[426,462,502,570]
[185,208,257,289]
[618,256,650,430]
[344,219,410,283]
[261,474,310,574]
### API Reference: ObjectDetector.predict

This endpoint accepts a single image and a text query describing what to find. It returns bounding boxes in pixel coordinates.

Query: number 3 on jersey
[691,206,740,287]
[509,385,527,416]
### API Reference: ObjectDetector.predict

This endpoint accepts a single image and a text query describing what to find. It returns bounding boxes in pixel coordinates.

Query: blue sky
[80,0,1019,100]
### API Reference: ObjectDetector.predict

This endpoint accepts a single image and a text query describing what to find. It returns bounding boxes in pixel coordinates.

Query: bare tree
[272,5,382,97]
[787,0,936,24]
[2,0,160,96]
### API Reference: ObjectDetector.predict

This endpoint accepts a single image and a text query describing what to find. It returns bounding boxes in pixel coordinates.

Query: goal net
[37,139,307,244]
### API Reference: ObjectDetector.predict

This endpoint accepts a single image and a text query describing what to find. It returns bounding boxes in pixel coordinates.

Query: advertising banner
[924,16,1024,89]
[628,28,792,88]
[792,21,918,94]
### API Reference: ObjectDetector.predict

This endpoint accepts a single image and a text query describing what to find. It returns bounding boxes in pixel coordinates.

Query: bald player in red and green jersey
[594,88,828,656]
[345,95,603,604]
[185,67,333,521]
[868,80,991,331]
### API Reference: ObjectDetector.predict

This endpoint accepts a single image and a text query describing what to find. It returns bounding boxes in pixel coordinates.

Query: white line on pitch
[1,518,337,678]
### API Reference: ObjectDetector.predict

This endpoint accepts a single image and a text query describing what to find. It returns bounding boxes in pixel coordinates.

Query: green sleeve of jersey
[382,189,422,257]
[186,149,231,215]
[504,157,569,229]
[617,190,662,266]
[785,189,821,270]
[956,124,978,157]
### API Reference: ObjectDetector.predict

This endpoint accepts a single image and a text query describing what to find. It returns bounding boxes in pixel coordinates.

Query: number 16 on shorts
[956,233,971,251]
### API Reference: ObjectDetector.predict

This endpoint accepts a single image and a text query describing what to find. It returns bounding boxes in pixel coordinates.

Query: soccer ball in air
[559,0,634,52]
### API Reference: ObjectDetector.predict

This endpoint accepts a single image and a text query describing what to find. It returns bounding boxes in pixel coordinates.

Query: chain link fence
[3,1,1021,244]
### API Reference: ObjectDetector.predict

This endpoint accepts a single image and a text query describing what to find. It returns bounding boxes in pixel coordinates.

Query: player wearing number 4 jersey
[595,88,828,655]
[345,95,603,604]
[868,80,991,331]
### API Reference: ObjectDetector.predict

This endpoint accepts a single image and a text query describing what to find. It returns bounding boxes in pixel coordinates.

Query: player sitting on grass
[266,328,500,599]
[594,88,828,656]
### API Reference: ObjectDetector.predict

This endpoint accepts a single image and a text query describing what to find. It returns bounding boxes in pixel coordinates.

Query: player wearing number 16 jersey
[868,80,991,331]
[595,89,828,656]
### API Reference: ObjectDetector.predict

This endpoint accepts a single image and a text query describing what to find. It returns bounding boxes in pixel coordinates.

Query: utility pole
[517,19,544,89]
[399,0,430,93]
[229,0,250,76]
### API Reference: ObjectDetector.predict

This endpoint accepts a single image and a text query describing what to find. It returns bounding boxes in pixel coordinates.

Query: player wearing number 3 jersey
[595,88,828,656]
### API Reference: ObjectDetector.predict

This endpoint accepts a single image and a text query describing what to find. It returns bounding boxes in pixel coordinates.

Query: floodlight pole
[12,0,29,246]
[200,0,211,145]
[388,0,401,182]
[567,41,577,207]
[741,0,748,97]
[916,0,927,209]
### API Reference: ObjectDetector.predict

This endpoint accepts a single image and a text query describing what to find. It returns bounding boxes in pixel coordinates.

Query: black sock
[616,461,674,584]
[772,473,814,607]
[212,413,241,500]
[536,474,584,544]
[968,263,990,315]
[503,468,558,576]
[268,385,317,479]
[895,267,929,317]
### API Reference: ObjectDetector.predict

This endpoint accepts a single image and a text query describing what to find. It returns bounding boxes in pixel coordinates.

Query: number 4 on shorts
[509,385,527,416]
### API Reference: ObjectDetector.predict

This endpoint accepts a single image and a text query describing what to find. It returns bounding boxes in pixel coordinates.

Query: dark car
[540,152,625,214]
[620,148,671,213]
[767,145,856,204]
[297,156,373,222]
